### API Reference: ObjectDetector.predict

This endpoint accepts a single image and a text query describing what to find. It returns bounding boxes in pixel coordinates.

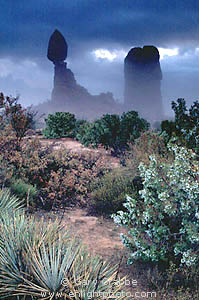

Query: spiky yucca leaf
[0,230,126,299]
[68,247,126,300]
[0,188,24,252]
[0,188,126,299]
[0,212,70,298]
[22,242,126,299]
[0,188,24,218]
[15,237,81,297]
[0,211,69,251]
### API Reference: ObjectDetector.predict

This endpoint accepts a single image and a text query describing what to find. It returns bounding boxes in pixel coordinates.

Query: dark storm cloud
[1,0,199,60]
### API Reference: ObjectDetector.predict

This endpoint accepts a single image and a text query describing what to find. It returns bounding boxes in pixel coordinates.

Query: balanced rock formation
[47,29,68,62]
[47,29,79,104]
[45,29,121,120]
[124,46,164,122]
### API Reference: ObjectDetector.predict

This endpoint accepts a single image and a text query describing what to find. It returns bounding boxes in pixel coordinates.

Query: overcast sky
[0,0,199,117]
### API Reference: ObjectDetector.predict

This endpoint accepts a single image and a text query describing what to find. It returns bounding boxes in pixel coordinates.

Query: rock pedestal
[51,61,77,104]
[47,30,77,104]
[45,29,121,120]
[124,46,164,122]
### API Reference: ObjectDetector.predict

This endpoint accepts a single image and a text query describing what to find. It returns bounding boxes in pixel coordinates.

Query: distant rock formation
[47,29,68,62]
[44,29,121,120]
[124,46,164,122]
[35,31,163,125]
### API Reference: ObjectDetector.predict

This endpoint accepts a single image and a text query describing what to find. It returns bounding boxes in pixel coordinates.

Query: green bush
[120,110,150,144]
[43,111,76,139]
[75,119,93,145]
[10,179,37,205]
[112,144,199,267]
[73,119,89,139]
[97,114,121,154]
[161,119,176,142]
[77,111,149,156]
[90,167,137,215]
[76,117,114,149]
[161,99,199,154]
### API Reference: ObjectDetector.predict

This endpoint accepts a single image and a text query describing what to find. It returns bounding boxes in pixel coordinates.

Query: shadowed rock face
[47,29,68,62]
[43,30,121,120]
[47,29,77,103]
[124,46,164,122]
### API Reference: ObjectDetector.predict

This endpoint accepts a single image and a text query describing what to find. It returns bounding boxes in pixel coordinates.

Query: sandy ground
[62,208,127,257]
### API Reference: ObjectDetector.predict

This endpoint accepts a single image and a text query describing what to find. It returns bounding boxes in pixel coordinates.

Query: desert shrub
[89,133,168,216]
[112,144,199,268]
[77,111,149,156]
[0,93,36,145]
[90,167,140,215]
[120,110,150,144]
[25,105,44,130]
[73,119,89,139]
[0,129,111,209]
[127,259,199,299]
[138,259,199,298]
[40,149,110,209]
[43,111,76,138]
[0,124,20,187]
[10,179,37,205]
[7,138,111,209]
[127,130,174,168]
[117,130,174,189]
[161,98,199,154]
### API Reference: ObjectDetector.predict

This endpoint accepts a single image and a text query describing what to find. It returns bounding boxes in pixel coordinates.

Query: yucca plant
[14,237,81,298]
[0,188,24,218]
[0,189,126,299]
[0,211,70,298]
[0,219,126,299]
[14,239,126,299]
[68,248,126,300]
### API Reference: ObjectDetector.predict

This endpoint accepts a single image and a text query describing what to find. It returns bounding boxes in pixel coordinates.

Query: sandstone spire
[124,45,164,122]
[44,30,121,120]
